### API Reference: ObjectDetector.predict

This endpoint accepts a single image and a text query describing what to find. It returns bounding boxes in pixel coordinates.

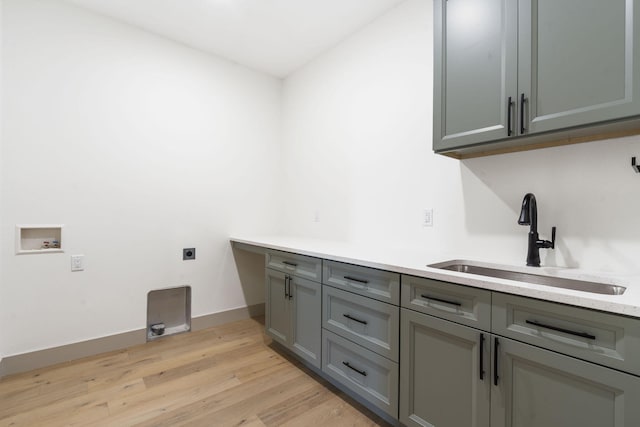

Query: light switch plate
[71,254,84,271]
[423,208,434,227]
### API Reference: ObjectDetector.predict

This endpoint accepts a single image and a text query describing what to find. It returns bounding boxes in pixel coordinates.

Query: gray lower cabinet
[401,307,640,427]
[400,308,490,427]
[434,0,640,156]
[265,268,321,368]
[258,246,640,426]
[322,329,399,418]
[492,292,640,376]
[492,336,640,427]
[400,276,640,427]
[323,285,399,362]
[321,261,400,420]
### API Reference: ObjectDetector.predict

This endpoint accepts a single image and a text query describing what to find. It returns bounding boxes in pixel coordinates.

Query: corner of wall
[0,0,5,372]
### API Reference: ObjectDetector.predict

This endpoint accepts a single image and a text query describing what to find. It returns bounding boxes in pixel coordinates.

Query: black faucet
[517,193,556,267]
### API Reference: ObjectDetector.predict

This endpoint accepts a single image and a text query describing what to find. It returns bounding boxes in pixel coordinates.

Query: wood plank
[139,370,312,427]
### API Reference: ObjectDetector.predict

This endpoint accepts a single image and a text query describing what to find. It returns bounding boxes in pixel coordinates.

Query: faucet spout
[518,193,537,231]
[517,193,555,267]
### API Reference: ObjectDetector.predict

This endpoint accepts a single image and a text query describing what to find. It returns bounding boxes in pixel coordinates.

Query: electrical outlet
[183,248,196,260]
[423,209,434,227]
[71,254,84,271]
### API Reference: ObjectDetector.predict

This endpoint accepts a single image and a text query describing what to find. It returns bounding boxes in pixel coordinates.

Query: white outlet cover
[71,254,85,271]
[423,209,434,227]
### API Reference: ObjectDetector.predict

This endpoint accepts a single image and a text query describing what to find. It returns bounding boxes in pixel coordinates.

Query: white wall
[0,0,281,357]
[282,0,640,274]
[4,0,640,362]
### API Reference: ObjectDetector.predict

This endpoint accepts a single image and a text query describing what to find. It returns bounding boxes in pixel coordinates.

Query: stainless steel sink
[429,260,626,295]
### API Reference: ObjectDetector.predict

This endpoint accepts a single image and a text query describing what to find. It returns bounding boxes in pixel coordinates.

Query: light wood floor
[0,317,390,426]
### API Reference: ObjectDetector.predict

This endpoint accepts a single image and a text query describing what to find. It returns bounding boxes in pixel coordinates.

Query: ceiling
[65,0,406,78]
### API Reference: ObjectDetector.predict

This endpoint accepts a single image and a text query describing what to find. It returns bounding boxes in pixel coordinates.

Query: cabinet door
[265,269,290,346]
[491,336,640,427]
[400,308,490,427]
[434,0,518,151]
[289,276,321,368]
[519,0,640,134]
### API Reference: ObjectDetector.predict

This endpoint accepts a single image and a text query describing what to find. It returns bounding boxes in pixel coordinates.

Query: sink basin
[429,260,626,295]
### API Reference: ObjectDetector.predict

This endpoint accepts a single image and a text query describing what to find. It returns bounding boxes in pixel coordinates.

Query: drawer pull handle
[342,361,367,376]
[525,320,596,340]
[343,314,368,325]
[421,294,462,307]
[479,333,485,381]
[344,275,369,284]
[282,261,298,267]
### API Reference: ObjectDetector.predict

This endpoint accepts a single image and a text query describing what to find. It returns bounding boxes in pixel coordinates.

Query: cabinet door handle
[284,275,288,298]
[507,96,514,136]
[520,93,527,134]
[420,294,462,307]
[342,361,367,376]
[525,319,596,340]
[493,337,500,386]
[282,261,298,267]
[343,314,368,325]
[288,276,293,300]
[344,275,369,284]
[479,333,485,381]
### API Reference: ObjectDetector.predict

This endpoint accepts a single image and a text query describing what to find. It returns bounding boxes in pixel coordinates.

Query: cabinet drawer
[322,329,398,418]
[323,285,399,362]
[492,293,640,376]
[323,260,400,305]
[401,275,491,331]
[266,250,322,282]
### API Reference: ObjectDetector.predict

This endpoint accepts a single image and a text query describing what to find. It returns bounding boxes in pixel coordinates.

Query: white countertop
[231,235,640,319]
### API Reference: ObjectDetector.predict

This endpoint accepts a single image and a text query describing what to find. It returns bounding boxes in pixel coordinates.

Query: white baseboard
[0,303,264,378]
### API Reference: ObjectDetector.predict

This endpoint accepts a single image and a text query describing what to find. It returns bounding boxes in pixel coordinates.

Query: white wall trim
[0,303,265,378]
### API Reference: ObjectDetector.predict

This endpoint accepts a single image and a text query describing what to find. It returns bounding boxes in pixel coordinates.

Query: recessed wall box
[16,225,64,254]
[147,286,191,341]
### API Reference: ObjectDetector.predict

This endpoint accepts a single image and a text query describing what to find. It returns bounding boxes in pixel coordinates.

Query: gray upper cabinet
[520,0,640,134]
[434,0,640,156]
[433,0,517,151]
